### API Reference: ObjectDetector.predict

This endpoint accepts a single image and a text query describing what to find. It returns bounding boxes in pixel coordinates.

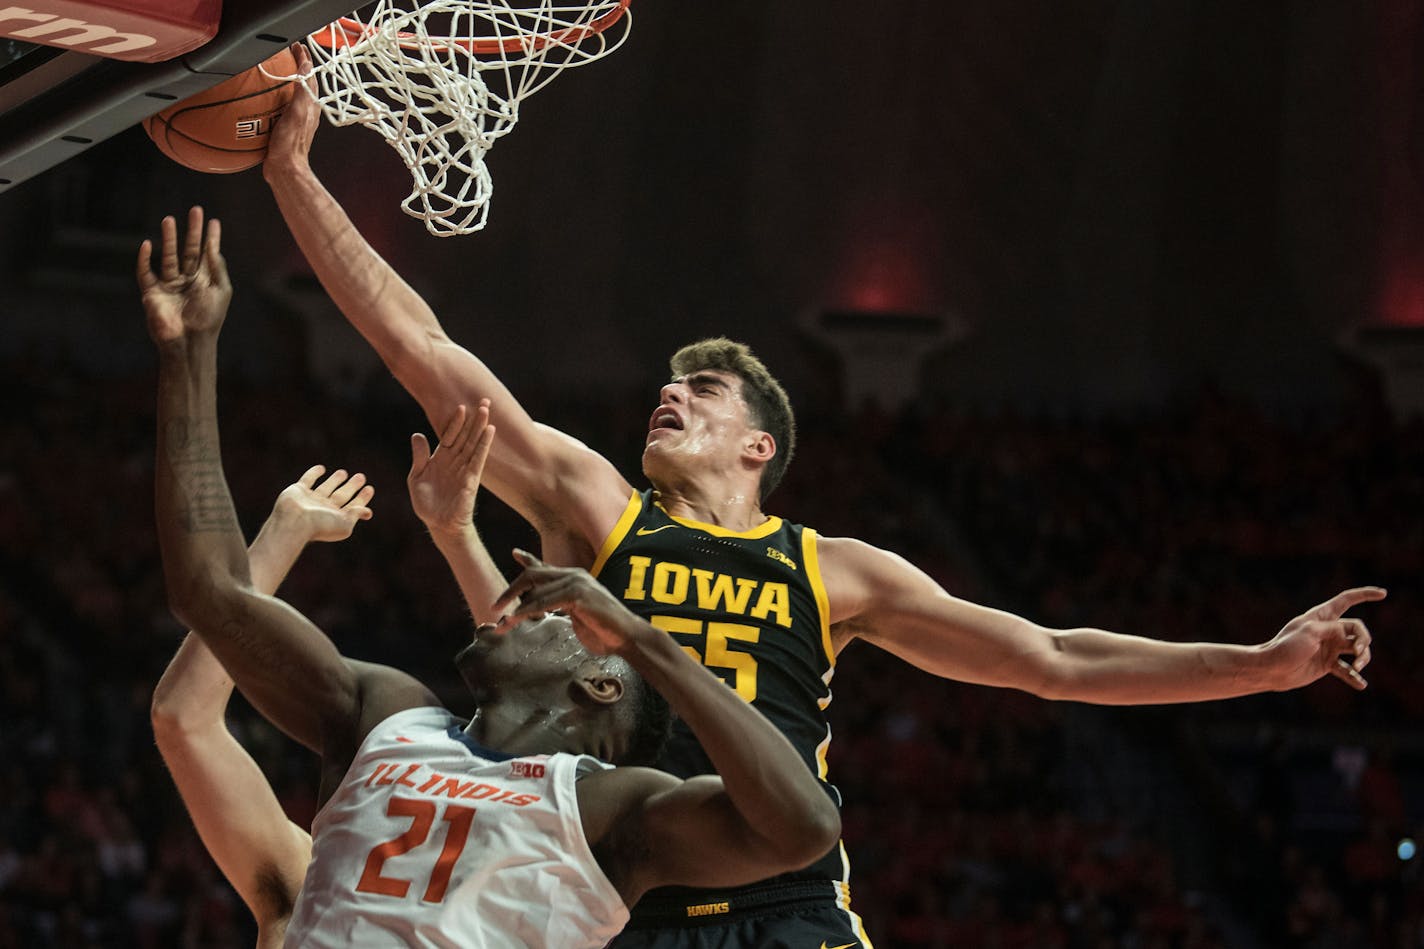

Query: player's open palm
[496,551,646,657]
[272,465,375,543]
[1263,587,1384,691]
[137,206,231,343]
[407,401,495,536]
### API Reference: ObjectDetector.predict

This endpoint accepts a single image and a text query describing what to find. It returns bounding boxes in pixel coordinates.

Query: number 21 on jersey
[357,797,476,904]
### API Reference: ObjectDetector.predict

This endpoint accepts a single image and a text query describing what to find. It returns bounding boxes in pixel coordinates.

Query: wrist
[1236,641,1280,692]
[614,618,675,665]
[263,155,312,188]
[425,520,476,543]
[256,506,315,548]
[154,332,216,361]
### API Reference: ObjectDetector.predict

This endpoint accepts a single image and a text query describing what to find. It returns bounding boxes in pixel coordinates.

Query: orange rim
[309,0,629,55]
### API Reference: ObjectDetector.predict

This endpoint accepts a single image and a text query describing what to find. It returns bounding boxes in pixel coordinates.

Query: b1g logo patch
[509,761,545,779]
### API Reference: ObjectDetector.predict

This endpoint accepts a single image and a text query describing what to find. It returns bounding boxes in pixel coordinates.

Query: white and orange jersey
[284,707,629,948]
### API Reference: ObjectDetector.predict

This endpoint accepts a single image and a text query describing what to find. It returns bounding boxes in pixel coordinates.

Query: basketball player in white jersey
[151,464,375,948]
[153,391,539,945]
[140,206,842,947]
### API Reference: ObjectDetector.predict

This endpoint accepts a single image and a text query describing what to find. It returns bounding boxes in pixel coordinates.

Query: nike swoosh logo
[821,943,857,949]
[636,525,678,536]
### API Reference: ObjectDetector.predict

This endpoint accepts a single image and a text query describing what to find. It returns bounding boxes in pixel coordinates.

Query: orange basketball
[143,48,298,174]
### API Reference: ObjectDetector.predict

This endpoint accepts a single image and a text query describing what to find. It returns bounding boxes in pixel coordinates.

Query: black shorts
[609,881,873,949]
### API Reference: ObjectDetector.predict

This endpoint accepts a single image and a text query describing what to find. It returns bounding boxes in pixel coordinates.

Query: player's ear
[743,430,775,465]
[573,663,624,707]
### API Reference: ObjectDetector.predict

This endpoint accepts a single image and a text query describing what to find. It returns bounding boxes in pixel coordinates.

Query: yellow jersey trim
[803,528,835,669]
[833,871,874,949]
[590,491,643,579]
[653,501,783,539]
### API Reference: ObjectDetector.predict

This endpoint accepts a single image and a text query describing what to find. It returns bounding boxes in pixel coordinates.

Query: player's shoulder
[814,533,909,577]
[815,534,934,625]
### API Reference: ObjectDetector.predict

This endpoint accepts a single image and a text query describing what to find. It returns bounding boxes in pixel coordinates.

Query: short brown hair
[669,338,796,501]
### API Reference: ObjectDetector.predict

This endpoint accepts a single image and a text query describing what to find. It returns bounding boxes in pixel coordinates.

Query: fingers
[490,551,551,613]
[329,471,368,507]
[181,206,204,275]
[351,483,376,518]
[424,400,495,479]
[314,468,349,497]
[159,214,180,281]
[438,404,469,453]
[204,217,229,288]
[298,464,326,489]
[408,432,432,476]
[1312,586,1387,621]
[505,575,582,618]
[1332,658,1368,691]
[470,422,495,481]
[136,239,155,291]
[1341,617,1372,672]
[491,573,534,615]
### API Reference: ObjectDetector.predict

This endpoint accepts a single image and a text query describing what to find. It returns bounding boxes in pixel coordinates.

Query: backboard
[0,0,360,193]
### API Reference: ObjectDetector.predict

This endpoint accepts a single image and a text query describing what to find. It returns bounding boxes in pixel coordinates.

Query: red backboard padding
[0,1,221,63]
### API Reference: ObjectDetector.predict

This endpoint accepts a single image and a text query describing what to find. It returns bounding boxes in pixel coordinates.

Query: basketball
[143,48,298,174]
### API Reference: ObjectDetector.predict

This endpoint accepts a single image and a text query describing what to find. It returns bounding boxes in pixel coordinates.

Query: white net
[305,1,631,236]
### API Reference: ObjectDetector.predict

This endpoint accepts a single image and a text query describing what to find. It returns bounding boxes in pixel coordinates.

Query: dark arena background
[1,1,1421,946]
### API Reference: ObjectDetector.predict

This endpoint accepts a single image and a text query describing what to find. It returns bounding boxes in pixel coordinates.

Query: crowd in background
[0,351,1417,948]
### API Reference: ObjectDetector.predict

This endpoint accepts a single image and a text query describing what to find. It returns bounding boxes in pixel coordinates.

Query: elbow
[774,797,842,872]
[150,681,202,749]
[164,571,229,634]
[149,692,186,747]
[1015,627,1077,702]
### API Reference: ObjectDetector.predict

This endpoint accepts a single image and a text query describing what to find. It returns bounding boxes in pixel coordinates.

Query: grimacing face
[643,369,760,482]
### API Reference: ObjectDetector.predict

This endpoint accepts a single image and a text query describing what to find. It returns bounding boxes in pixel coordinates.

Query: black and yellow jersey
[591,489,848,888]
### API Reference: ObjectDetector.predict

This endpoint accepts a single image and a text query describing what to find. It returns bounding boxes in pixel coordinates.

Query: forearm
[265,164,441,349]
[155,338,356,750]
[155,336,249,603]
[264,164,546,495]
[1043,627,1271,704]
[886,609,1275,705]
[152,515,313,729]
[621,628,836,850]
[428,527,507,625]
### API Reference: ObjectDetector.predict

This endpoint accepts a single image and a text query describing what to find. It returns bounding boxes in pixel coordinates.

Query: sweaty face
[643,370,759,483]
[454,613,591,696]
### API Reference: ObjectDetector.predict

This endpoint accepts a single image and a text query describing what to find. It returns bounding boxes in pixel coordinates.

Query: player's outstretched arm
[262,46,630,555]
[408,400,508,624]
[494,555,841,902]
[143,207,426,762]
[151,466,375,926]
[820,536,1383,704]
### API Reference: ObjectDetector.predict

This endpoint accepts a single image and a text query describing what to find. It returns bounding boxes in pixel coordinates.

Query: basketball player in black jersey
[264,54,1382,949]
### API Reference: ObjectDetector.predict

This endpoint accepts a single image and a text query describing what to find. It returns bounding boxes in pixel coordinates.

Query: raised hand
[1263,587,1384,691]
[271,465,376,545]
[407,401,495,537]
[137,206,231,343]
[493,550,646,656]
[263,42,321,178]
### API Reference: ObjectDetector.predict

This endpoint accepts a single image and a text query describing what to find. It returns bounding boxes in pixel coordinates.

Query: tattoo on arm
[166,418,239,534]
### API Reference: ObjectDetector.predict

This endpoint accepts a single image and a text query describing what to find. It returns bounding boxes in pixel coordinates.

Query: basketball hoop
[305,0,631,236]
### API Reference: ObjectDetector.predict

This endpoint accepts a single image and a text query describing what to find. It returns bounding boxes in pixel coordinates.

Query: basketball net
[306,1,631,236]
